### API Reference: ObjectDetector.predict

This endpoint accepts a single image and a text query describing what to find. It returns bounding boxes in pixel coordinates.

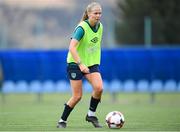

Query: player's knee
[98,87,103,94]
[73,96,82,103]
[94,85,103,94]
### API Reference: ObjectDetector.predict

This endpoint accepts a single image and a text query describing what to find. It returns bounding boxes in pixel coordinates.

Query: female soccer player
[57,2,103,128]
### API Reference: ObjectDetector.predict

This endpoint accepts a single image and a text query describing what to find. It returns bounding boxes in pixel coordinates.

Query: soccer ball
[105,111,125,129]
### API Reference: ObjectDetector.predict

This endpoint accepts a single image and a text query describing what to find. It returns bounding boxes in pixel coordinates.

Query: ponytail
[80,10,88,23]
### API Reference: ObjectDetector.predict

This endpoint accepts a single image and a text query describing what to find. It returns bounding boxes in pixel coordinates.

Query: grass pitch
[0,92,180,131]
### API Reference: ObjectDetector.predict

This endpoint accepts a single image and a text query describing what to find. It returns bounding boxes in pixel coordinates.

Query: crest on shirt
[91,37,98,43]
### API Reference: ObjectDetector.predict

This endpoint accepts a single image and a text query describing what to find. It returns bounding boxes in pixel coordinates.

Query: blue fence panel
[0,50,68,82]
[0,48,180,82]
[150,48,180,81]
[39,50,67,81]
[101,48,151,81]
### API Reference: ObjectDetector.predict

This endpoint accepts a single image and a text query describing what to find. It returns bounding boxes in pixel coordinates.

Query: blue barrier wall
[0,48,180,82]
[0,50,68,82]
[101,48,180,82]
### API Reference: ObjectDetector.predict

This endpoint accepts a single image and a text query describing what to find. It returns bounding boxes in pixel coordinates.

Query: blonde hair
[80,2,101,22]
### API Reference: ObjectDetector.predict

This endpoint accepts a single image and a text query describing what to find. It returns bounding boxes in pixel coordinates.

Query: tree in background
[115,0,180,46]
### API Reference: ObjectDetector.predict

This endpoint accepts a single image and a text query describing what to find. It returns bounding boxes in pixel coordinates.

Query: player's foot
[86,115,102,128]
[57,121,67,128]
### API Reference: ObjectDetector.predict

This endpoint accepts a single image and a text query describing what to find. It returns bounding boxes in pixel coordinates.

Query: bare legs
[67,72,103,107]
[58,72,103,128]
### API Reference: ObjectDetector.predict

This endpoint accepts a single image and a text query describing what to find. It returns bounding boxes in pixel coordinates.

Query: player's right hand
[79,64,90,73]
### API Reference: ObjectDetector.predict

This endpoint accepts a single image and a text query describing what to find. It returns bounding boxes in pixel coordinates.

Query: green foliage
[115,0,180,45]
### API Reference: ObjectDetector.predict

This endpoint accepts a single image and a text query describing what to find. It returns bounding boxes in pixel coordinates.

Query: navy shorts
[67,62,100,80]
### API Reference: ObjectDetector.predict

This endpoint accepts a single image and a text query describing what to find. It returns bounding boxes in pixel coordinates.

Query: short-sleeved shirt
[72,20,100,41]
[67,20,103,67]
